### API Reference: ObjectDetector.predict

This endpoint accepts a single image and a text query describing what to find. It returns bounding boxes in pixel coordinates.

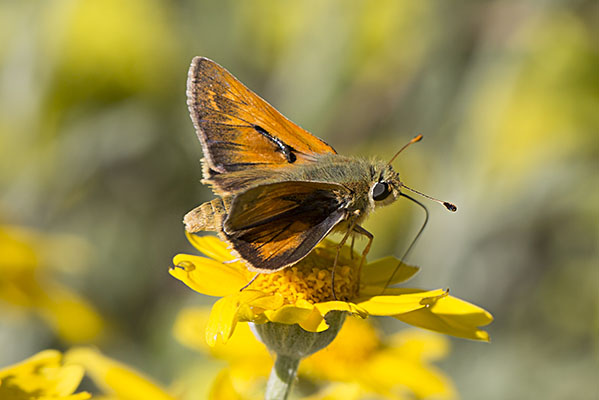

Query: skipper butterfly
[183,57,456,282]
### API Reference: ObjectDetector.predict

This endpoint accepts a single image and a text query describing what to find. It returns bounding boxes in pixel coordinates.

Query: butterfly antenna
[400,184,457,212]
[386,134,423,168]
[386,135,457,211]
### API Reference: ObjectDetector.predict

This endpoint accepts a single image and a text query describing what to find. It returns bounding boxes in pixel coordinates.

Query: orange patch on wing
[186,57,336,194]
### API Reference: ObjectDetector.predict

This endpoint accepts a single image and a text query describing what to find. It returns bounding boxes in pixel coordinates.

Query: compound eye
[372,181,391,201]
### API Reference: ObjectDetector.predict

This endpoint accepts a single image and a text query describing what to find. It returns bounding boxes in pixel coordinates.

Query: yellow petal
[65,347,176,400]
[245,292,285,311]
[174,305,268,358]
[206,295,242,346]
[237,291,284,322]
[360,256,419,286]
[301,317,381,381]
[210,322,270,363]
[36,283,104,343]
[261,300,360,333]
[205,290,277,345]
[55,393,92,400]
[170,254,249,297]
[0,350,90,399]
[297,307,330,332]
[185,233,237,263]
[0,225,39,272]
[208,369,244,400]
[208,366,267,400]
[51,365,89,397]
[315,301,368,319]
[263,301,315,326]
[0,349,61,377]
[367,352,456,399]
[356,289,447,316]
[173,307,212,352]
[386,329,450,362]
[393,293,493,341]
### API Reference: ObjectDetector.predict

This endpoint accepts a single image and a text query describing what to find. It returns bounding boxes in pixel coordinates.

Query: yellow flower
[301,318,456,399]
[0,225,104,343]
[170,234,492,345]
[65,347,177,400]
[174,308,271,399]
[174,307,457,399]
[0,349,90,400]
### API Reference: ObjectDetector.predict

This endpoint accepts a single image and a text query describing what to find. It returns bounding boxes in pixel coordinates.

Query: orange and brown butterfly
[183,56,456,276]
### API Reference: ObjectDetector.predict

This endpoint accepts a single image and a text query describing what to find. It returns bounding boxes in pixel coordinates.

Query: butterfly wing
[187,57,337,194]
[222,181,350,272]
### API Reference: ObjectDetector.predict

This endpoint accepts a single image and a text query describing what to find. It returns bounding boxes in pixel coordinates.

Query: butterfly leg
[239,272,260,291]
[331,214,360,300]
[352,225,374,288]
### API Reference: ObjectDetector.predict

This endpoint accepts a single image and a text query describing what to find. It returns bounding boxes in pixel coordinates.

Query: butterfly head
[370,164,403,208]
[366,134,422,209]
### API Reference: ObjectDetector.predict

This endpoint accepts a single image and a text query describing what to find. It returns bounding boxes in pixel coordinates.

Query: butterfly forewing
[187,57,337,194]
[185,57,357,273]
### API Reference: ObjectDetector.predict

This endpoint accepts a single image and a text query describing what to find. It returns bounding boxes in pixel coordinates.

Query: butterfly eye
[372,181,391,201]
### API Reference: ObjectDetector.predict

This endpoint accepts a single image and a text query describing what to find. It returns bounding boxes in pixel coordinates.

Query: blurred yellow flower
[65,347,176,400]
[302,318,456,399]
[208,369,251,400]
[174,307,271,399]
[170,234,492,346]
[175,307,456,399]
[0,349,90,400]
[0,225,104,343]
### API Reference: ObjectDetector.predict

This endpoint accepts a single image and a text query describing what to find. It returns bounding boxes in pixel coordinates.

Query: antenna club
[413,134,423,143]
[443,202,457,212]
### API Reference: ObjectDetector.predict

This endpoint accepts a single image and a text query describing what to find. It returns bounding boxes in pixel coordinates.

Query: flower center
[249,242,360,303]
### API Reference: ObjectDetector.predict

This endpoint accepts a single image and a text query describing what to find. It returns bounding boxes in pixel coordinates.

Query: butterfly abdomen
[184,197,232,233]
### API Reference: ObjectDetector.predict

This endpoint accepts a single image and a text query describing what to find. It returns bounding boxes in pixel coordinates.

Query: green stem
[265,354,301,400]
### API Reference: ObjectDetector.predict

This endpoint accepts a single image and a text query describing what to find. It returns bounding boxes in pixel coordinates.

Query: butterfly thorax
[276,154,402,220]
[277,155,373,184]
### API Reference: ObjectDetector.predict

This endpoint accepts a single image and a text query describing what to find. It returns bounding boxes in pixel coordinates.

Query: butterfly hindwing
[186,57,337,194]
[222,181,350,272]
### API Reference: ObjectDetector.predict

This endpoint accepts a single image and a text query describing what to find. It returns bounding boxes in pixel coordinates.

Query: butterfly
[183,57,456,279]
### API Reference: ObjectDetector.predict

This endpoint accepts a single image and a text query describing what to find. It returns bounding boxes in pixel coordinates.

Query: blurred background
[0,0,597,399]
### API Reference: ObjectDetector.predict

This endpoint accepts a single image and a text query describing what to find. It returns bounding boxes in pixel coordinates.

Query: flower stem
[265,354,300,400]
